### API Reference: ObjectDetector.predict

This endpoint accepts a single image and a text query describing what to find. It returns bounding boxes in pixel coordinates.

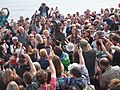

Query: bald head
[99,58,110,66]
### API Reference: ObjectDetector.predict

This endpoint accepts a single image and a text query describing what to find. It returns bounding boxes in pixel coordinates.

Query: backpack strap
[73,80,84,90]
[47,84,50,90]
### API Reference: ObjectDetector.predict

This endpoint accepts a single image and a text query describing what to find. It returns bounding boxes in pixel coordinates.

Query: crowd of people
[0,3,120,90]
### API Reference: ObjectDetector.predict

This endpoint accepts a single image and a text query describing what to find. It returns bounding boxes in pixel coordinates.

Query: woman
[26,45,39,62]
[66,24,81,44]
[28,34,38,48]
[35,48,56,90]
[52,55,65,90]
[35,34,45,50]
[37,49,49,70]
[54,46,70,71]
[82,29,93,45]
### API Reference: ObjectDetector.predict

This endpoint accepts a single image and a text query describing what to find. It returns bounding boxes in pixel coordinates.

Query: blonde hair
[109,78,120,90]
[43,30,49,35]
[3,68,13,85]
[6,81,19,90]
[40,49,48,58]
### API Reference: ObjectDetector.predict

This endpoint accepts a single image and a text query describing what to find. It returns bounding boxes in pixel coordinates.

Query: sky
[0,0,119,20]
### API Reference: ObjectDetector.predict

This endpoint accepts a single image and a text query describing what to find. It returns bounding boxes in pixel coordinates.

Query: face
[95,33,99,40]
[12,39,18,44]
[83,31,89,37]
[28,45,32,51]
[43,31,49,37]
[72,26,77,34]
[72,29,76,34]
[19,27,24,33]
[2,11,6,16]
[29,35,34,40]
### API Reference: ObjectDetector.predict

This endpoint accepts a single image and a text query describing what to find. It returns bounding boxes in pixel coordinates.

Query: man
[99,57,120,90]
[16,26,29,47]
[80,39,96,84]
[0,8,10,27]
[38,3,49,18]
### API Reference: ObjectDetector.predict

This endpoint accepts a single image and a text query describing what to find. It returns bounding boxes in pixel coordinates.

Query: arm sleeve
[50,77,56,90]
[6,9,10,18]
[99,75,106,88]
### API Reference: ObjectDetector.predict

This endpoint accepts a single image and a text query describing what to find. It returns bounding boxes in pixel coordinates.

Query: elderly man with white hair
[16,26,29,46]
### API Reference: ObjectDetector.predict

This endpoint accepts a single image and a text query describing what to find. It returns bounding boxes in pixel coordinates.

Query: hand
[102,36,107,40]
[98,39,103,44]
[13,69,19,79]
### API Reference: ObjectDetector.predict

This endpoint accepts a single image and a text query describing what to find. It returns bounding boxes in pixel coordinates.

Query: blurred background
[0,0,119,20]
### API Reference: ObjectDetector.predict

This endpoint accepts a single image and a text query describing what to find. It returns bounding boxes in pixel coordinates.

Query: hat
[66,42,74,51]
[79,39,89,49]
[68,63,82,77]
[12,36,18,41]
[67,19,71,22]
[68,63,80,71]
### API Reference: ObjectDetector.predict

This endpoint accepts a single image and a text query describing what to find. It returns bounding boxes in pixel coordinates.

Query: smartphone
[45,46,51,55]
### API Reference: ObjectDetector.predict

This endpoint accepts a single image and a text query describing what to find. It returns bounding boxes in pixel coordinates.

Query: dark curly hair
[36,70,48,84]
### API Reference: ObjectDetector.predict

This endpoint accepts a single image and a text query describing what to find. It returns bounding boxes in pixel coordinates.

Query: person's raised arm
[103,36,114,46]
[48,46,56,79]
[24,54,37,76]
[78,46,85,66]
[99,39,113,60]
[4,8,10,18]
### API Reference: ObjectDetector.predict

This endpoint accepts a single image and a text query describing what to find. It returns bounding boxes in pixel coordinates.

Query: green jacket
[0,9,10,27]
[61,52,70,71]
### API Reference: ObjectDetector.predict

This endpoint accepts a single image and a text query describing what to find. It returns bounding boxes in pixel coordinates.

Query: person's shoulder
[91,49,96,53]
[103,66,120,76]
[26,82,39,90]
[111,65,120,70]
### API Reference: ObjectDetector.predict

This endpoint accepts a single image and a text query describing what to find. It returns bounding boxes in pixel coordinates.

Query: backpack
[68,78,86,90]
[26,82,39,90]
[56,77,65,90]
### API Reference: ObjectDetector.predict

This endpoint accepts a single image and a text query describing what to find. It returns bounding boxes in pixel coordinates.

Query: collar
[105,66,112,71]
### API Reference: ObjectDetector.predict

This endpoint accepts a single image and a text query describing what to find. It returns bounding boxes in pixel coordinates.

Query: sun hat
[66,42,74,52]
[67,19,71,22]
[12,36,18,41]
[68,63,80,71]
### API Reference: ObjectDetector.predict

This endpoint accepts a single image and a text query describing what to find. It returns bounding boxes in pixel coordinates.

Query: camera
[95,31,104,40]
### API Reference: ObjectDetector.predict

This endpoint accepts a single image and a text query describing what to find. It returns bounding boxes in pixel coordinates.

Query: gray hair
[33,62,41,71]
